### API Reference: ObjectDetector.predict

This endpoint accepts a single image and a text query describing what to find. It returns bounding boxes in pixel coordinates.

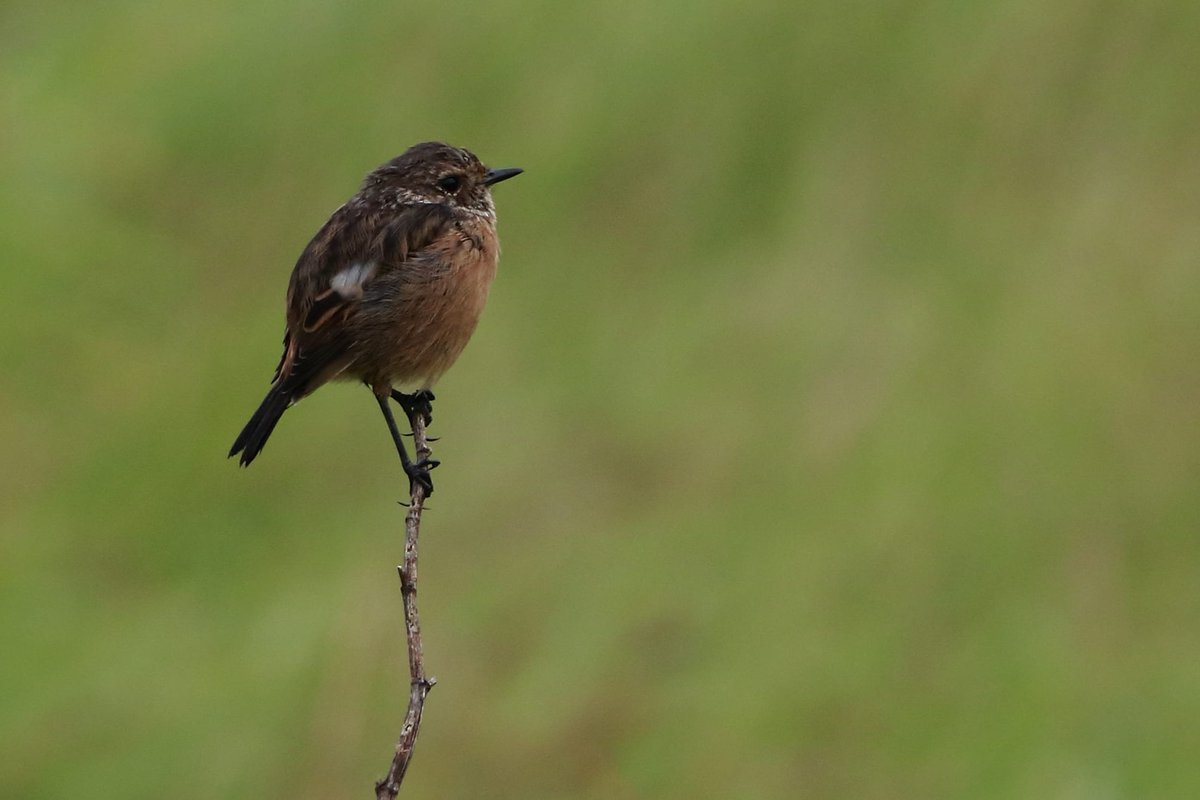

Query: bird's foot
[404,456,441,497]
[391,389,435,427]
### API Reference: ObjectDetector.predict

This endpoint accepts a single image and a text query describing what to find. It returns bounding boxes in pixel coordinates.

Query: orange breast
[390,219,500,387]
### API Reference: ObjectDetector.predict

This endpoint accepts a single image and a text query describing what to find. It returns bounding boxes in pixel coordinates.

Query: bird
[229,141,522,495]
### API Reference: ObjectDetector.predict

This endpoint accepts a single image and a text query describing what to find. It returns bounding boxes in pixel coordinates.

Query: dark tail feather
[229,387,291,466]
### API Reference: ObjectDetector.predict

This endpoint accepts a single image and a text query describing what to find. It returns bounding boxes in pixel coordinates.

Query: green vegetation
[3,1,1199,797]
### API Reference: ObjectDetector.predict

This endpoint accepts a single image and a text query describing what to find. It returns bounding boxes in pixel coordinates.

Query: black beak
[483,167,523,186]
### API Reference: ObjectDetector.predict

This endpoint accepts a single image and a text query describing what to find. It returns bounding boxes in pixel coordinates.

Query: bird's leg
[375,392,439,496]
[390,389,435,427]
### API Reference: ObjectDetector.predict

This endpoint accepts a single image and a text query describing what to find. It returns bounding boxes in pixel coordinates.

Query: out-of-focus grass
[2,1,1199,798]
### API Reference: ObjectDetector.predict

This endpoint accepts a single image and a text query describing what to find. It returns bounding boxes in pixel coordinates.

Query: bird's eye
[437,175,461,192]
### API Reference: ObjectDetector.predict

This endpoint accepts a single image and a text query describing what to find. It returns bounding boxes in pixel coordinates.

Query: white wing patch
[331,261,378,299]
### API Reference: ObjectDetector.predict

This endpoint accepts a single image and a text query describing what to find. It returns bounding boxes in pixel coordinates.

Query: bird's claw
[404,457,441,496]
[391,389,435,427]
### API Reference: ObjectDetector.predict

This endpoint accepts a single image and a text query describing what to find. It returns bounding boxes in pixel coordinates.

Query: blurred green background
[3,1,1199,797]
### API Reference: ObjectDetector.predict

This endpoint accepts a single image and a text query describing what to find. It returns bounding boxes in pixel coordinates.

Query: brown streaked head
[362,141,522,218]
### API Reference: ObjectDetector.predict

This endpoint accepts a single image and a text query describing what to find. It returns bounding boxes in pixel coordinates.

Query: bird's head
[364,141,522,219]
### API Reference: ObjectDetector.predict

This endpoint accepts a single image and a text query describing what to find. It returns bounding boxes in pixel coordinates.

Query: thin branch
[375,410,437,799]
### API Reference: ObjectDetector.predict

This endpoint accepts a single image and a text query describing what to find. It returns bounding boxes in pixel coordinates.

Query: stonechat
[229,141,522,494]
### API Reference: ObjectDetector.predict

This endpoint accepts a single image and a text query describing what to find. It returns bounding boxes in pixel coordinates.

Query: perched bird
[229,142,522,494]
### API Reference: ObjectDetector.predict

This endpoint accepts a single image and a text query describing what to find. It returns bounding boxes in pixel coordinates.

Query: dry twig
[374,409,437,799]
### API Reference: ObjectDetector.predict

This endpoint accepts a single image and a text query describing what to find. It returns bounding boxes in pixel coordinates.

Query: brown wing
[270,201,454,398]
